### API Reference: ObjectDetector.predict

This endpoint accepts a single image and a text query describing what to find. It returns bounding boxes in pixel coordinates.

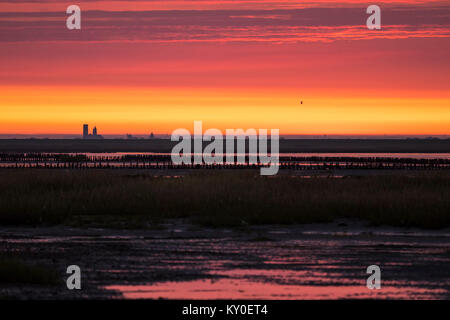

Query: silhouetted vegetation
[1,152,448,170]
[0,170,448,229]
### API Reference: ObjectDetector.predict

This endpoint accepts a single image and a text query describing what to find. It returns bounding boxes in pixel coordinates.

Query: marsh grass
[0,256,59,285]
[0,169,448,228]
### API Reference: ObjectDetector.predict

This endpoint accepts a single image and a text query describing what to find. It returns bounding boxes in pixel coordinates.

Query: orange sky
[0,1,449,135]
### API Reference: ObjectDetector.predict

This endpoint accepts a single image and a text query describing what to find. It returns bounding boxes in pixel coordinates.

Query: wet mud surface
[1,221,449,299]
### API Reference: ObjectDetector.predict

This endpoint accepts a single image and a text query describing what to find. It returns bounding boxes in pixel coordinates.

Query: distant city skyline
[0,133,449,140]
[82,124,104,140]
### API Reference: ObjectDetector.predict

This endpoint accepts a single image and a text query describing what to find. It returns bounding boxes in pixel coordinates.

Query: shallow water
[41,152,450,160]
[105,280,446,300]
[1,223,449,299]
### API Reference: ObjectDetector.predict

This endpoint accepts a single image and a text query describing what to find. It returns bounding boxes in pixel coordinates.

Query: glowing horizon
[1,85,449,136]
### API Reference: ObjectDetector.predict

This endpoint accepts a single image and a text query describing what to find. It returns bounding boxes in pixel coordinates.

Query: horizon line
[0,134,449,138]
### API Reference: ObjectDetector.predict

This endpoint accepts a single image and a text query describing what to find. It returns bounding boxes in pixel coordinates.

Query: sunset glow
[1,0,449,135]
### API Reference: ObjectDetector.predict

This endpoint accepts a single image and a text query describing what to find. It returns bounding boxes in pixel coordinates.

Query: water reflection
[1,152,448,169]
[105,279,446,300]
[1,224,449,299]
[39,152,450,159]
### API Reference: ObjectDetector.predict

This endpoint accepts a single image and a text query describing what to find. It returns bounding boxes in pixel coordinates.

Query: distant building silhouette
[83,124,89,139]
[83,124,104,140]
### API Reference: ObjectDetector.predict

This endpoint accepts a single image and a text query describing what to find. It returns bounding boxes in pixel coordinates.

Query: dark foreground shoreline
[1,221,449,299]
[0,138,449,153]
[0,165,448,300]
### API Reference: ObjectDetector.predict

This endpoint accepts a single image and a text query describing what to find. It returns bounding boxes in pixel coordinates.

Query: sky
[0,0,449,135]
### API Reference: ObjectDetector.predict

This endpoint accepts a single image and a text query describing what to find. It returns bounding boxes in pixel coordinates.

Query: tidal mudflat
[1,221,449,299]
